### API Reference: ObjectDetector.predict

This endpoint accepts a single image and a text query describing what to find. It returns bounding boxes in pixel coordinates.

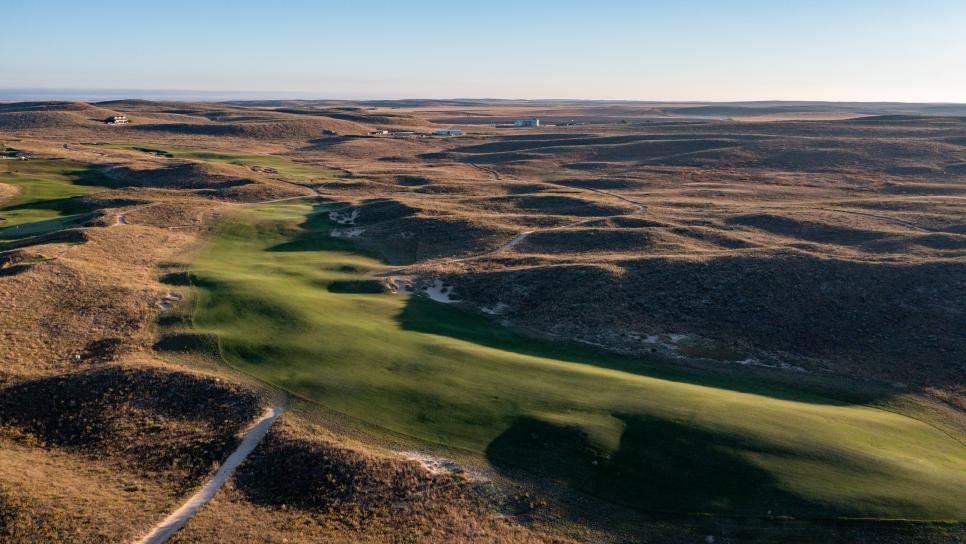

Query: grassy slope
[177,201,966,520]
[0,160,101,242]
[98,144,339,185]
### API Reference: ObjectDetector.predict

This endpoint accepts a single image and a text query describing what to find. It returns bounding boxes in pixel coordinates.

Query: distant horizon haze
[1,88,965,106]
[3,0,965,103]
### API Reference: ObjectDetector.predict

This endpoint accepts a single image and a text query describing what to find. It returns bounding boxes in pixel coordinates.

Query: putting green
[176,200,966,520]
[0,160,103,242]
[98,144,339,185]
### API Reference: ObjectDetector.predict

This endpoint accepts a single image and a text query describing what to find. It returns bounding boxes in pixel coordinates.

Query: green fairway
[0,160,103,243]
[174,200,966,520]
[98,144,340,185]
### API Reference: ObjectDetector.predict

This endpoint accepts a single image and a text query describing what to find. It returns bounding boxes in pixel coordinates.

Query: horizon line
[1,88,964,106]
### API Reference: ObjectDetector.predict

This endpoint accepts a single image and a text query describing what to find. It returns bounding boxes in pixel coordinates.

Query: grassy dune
[99,144,339,185]
[176,200,966,520]
[0,160,101,242]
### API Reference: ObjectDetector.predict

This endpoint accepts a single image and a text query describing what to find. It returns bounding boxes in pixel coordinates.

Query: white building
[433,129,465,136]
[513,118,540,127]
[105,115,128,125]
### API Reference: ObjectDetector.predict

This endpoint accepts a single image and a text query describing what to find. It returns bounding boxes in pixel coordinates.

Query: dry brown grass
[169,419,576,544]
[2,100,964,543]
[0,183,19,205]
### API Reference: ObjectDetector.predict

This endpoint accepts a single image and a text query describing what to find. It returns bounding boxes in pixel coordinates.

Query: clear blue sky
[3,0,965,102]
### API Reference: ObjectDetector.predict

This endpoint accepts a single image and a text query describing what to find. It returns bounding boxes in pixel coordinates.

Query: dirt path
[471,162,647,213]
[255,193,319,204]
[451,165,649,262]
[470,163,502,181]
[112,203,161,228]
[571,184,647,214]
[133,405,285,544]
[816,207,936,233]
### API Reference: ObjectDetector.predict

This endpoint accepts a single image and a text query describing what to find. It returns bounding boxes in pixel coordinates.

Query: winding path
[815,207,937,233]
[133,405,285,544]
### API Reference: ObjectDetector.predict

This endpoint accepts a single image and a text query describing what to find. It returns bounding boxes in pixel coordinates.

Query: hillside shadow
[67,164,119,189]
[0,195,93,215]
[0,215,82,239]
[0,366,260,488]
[485,414,842,518]
[265,202,354,253]
[258,201,890,407]
[393,296,873,407]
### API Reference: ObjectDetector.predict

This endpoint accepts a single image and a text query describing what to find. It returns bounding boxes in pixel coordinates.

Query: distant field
[97,144,340,185]
[0,159,102,243]
[169,200,966,521]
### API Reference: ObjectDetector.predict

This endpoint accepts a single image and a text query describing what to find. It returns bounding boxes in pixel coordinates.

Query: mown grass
[174,201,966,520]
[0,160,103,242]
[98,144,340,185]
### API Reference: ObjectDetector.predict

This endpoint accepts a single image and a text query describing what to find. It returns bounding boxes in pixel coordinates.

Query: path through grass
[172,200,966,520]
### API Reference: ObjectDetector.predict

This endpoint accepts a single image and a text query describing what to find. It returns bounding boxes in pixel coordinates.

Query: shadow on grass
[251,200,881,407]
[0,227,88,250]
[393,296,870,407]
[265,201,364,254]
[0,164,120,242]
[0,214,95,241]
[65,163,117,189]
[327,279,387,294]
[0,195,94,215]
[485,414,833,518]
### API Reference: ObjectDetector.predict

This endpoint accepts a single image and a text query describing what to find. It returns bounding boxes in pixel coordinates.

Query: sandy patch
[330,227,366,238]
[157,291,183,311]
[423,279,458,303]
[329,209,359,225]
[397,450,487,483]
[385,276,414,294]
[481,302,509,315]
[0,182,22,205]
[385,277,458,303]
[734,356,807,373]
[134,405,285,544]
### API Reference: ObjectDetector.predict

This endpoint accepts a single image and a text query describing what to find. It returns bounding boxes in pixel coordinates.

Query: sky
[3,0,966,102]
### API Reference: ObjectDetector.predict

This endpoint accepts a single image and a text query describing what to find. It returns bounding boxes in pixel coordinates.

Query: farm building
[513,118,540,127]
[105,115,128,125]
[433,129,465,136]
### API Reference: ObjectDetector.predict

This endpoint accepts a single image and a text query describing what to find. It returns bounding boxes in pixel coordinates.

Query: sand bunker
[158,291,184,311]
[330,227,366,238]
[329,209,359,225]
[385,277,458,303]
[423,279,458,303]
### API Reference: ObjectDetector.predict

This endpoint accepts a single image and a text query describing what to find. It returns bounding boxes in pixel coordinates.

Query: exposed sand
[330,226,366,238]
[157,292,183,311]
[423,279,458,303]
[329,208,359,225]
[134,405,285,544]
